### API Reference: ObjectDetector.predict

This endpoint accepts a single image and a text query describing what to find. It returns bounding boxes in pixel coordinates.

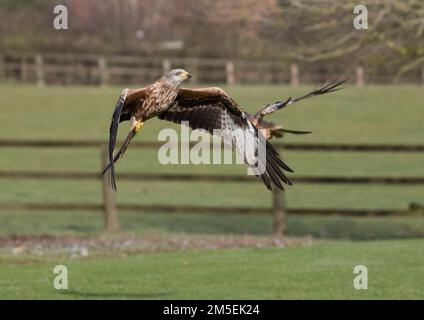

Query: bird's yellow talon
[135,121,144,132]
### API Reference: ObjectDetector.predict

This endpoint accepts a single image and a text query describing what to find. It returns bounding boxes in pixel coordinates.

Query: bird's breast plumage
[139,81,179,119]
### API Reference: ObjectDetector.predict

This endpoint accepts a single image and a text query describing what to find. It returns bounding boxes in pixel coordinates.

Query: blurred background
[1,0,424,84]
[1,0,424,299]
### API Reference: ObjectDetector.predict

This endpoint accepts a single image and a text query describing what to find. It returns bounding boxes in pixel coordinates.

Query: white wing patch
[215,110,266,175]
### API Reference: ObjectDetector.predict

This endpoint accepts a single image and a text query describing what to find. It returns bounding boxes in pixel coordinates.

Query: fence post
[97,56,108,86]
[290,64,299,87]
[190,59,198,84]
[356,66,365,86]
[162,59,171,74]
[273,142,287,236]
[101,146,119,231]
[421,68,424,86]
[273,188,287,236]
[0,54,4,79]
[226,61,235,85]
[20,55,28,82]
[35,54,45,87]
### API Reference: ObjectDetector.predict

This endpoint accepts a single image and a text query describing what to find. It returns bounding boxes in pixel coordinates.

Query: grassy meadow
[2,239,424,299]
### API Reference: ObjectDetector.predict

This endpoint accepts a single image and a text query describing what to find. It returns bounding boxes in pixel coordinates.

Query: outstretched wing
[255,78,346,118]
[103,87,147,190]
[158,87,293,190]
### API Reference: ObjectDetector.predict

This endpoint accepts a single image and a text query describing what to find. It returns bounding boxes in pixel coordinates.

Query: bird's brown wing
[104,87,147,189]
[158,87,293,190]
[117,88,148,123]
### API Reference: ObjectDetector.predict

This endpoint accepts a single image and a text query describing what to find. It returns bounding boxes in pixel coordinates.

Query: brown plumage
[249,113,312,140]
[102,69,344,191]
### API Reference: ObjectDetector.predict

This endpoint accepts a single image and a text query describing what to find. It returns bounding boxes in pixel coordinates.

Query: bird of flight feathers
[102,69,344,191]
[250,78,344,139]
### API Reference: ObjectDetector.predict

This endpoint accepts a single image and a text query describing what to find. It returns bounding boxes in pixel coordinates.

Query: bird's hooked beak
[184,71,192,80]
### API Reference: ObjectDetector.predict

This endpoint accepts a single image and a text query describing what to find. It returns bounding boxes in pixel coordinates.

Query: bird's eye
[176,71,182,76]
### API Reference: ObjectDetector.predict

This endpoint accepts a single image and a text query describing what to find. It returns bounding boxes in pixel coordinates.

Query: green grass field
[0,83,424,299]
[2,239,424,299]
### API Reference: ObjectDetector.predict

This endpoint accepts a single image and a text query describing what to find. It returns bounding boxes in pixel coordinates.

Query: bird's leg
[103,118,144,175]
[113,118,144,162]
[132,116,144,134]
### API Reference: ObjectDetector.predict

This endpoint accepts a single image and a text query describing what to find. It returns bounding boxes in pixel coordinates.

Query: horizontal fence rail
[1,139,423,234]
[1,171,424,185]
[0,203,417,217]
[1,139,424,152]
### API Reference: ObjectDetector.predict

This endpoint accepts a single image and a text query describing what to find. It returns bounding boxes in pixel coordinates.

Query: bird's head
[164,69,191,86]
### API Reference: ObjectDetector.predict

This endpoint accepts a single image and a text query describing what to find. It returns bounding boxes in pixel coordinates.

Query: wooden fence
[1,52,422,86]
[0,139,424,235]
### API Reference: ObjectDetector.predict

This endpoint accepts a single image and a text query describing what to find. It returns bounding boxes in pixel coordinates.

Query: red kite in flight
[102,69,344,191]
